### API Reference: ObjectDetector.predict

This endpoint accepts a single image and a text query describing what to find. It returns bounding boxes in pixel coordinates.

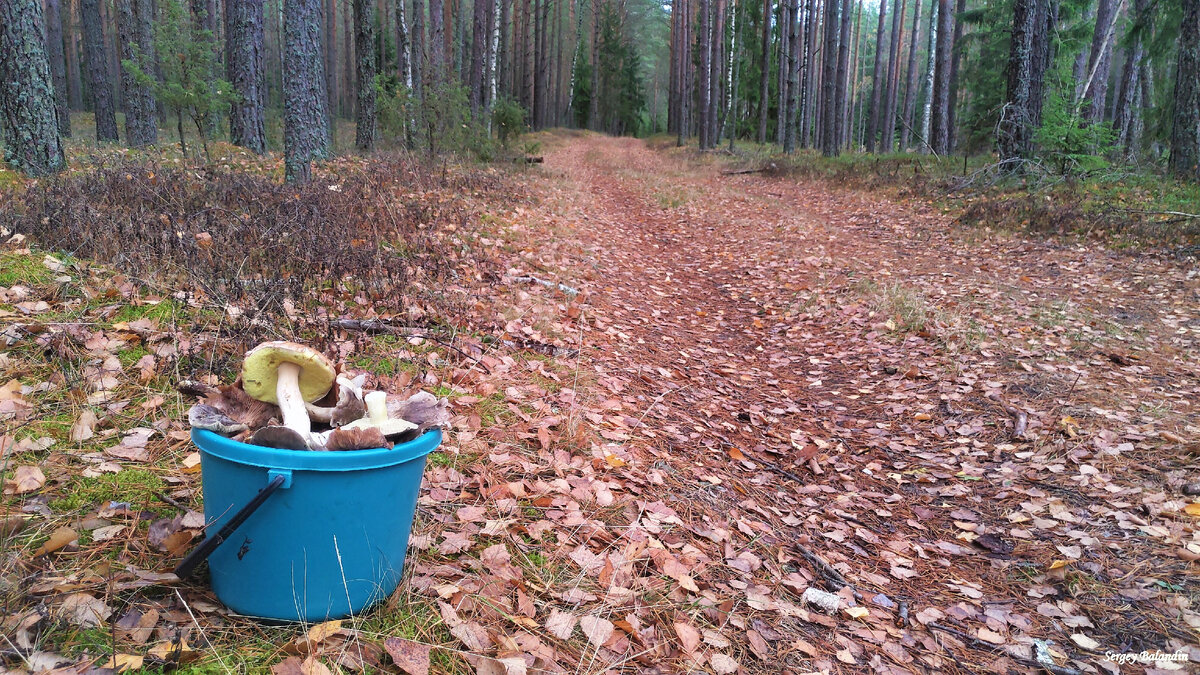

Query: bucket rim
[192,427,442,471]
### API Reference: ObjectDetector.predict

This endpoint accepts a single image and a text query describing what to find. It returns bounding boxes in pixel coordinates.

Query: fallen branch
[510,275,579,295]
[721,164,776,176]
[334,320,491,372]
[1119,208,1200,221]
[792,543,861,600]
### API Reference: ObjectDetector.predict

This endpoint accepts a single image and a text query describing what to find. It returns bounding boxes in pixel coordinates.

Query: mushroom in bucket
[186,340,450,451]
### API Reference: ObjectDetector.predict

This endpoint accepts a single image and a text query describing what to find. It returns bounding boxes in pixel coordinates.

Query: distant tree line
[1,0,1197,181]
[667,0,1199,180]
[0,0,668,179]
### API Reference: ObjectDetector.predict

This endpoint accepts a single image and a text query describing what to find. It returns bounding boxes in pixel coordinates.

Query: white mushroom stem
[342,391,417,437]
[364,391,388,424]
[275,362,311,436]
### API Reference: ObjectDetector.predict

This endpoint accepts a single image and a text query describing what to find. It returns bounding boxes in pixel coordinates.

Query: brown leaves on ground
[5,134,1200,674]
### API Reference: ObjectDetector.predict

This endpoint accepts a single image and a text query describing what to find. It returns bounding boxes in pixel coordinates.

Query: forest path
[510,132,1200,673]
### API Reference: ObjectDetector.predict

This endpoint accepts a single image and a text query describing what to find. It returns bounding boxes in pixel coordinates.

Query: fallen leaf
[545,609,578,640]
[384,637,430,675]
[60,593,112,627]
[70,410,99,442]
[709,653,739,674]
[6,465,45,494]
[673,620,701,653]
[579,616,614,647]
[33,527,78,556]
[1070,633,1101,651]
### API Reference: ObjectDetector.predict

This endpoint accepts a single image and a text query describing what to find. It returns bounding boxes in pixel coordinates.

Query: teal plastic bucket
[190,428,440,622]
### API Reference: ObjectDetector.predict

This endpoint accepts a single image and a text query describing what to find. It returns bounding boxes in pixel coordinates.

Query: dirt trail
[513,132,1200,673]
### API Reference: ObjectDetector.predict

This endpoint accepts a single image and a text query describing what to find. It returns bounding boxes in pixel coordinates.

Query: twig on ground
[333,320,492,373]
[720,164,775,176]
[793,543,861,601]
[155,492,189,512]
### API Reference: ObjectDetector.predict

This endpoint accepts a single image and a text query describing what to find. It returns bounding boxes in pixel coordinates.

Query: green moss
[110,299,182,324]
[51,469,167,513]
[0,252,55,287]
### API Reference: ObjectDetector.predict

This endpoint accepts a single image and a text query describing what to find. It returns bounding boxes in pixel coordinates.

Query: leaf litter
[2,134,1199,674]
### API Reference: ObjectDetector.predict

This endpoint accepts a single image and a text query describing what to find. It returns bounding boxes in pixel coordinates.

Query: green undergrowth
[706,143,1200,251]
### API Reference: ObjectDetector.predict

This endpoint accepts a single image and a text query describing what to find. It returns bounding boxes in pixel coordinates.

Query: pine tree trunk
[228,0,268,153]
[803,0,819,146]
[1169,0,1199,178]
[946,0,964,150]
[847,0,862,149]
[699,0,711,147]
[1113,0,1146,159]
[834,0,851,150]
[429,0,445,82]
[930,0,951,153]
[782,0,799,151]
[470,0,486,111]
[412,0,426,98]
[354,0,376,148]
[997,0,1052,165]
[899,0,920,150]
[44,0,71,136]
[865,0,886,151]
[65,0,83,111]
[711,0,725,144]
[678,0,691,142]
[117,0,156,146]
[284,0,331,182]
[1082,0,1116,123]
[818,0,836,154]
[756,0,770,142]
[775,0,789,144]
[1,0,66,175]
[881,0,903,151]
[80,0,117,140]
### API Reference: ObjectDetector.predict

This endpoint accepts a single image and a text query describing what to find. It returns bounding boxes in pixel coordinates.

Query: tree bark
[930,0,951,153]
[1082,0,1116,123]
[834,0,851,149]
[898,0,920,150]
[919,0,935,149]
[44,0,71,136]
[756,0,770,142]
[782,0,800,152]
[1,0,66,174]
[228,0,268,153]
[881,0,903,151]
[429,0,446,82]
[284,0,331,182]
[1170,0,1199,179]
[1113,0,1146,159]
[819,0,837,154]
[775,0,789,144]
[80,0,118,140]
[117,0,156,146]
[998,0,1053,165]
[865,0,886,151]
[412,0,426,98]
[397,0,411,89]
[469,0,486,111]
[946,0,964,150]
[353,0,376,148]
[65,0,83,111]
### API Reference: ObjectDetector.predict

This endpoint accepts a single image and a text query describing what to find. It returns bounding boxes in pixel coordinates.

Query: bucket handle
[175,472,289,580]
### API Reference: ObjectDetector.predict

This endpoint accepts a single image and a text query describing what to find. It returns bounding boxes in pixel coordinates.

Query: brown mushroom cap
[241,341,336,404]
